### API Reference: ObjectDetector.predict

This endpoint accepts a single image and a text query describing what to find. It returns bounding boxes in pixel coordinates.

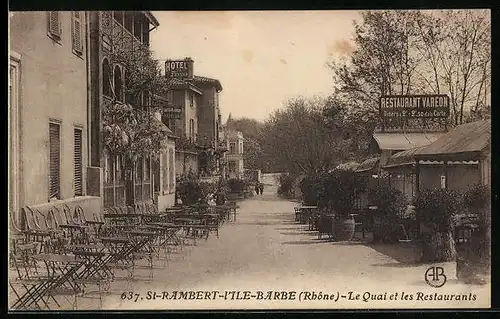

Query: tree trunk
[421,231,456,262]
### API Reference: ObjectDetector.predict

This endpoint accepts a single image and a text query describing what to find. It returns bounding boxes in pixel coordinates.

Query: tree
[260,96,351,175]
[330,9,491,127]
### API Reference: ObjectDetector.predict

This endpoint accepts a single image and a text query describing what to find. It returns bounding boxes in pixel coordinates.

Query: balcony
[101,11,152,53]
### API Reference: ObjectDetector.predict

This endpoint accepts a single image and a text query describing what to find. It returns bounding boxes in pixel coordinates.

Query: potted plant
[318,169,366,241]
[457,184,490,284]
[415,188,462,262]
[368,184,408,243]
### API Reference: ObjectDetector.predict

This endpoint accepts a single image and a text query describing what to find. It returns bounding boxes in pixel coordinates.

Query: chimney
[185,57,194,79]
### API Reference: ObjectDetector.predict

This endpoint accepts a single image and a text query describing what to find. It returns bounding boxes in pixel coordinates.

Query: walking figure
[259,182,264,195]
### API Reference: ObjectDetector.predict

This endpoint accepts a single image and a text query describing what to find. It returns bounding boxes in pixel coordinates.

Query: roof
[142,11,160,27]
[384,146,425,168]
[166,78,203,94]
[415,120,491,159]
[150,117,175,138]
[356,156,380,173]
[372,132,443,151]
[192,75,223,92]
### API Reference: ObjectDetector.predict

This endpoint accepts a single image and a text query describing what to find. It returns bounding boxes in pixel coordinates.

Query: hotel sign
[165,60,191,79]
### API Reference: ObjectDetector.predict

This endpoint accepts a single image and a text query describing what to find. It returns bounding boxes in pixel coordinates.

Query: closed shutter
[72,11,83,53]
[74,128,83,196]
[168,149,175,193]
[48,11,62,39]
[49,123,61,199]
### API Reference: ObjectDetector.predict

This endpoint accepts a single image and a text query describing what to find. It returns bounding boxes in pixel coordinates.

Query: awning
[384,146,425,168]
[336,162,360,171]
[372,132,443,151]
[356,156,380,173]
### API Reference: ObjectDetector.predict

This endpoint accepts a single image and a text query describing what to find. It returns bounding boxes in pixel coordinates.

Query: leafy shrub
[299,174,320,206]
[177,179,206,205]
[463,184,490,214]
[415,188,462,233]
[227,178,248,194]
[368,184,408,220]
[316,169,367,216]
[277,173,297,198]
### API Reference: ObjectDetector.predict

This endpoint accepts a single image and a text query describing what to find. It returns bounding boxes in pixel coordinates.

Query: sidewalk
[11,189,490,310]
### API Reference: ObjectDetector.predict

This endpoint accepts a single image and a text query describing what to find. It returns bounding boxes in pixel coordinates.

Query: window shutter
[49,123,61,199]
[72,11,83,53]
[168,149,175,193]
[48,11,62,39]
[74,128,83,196]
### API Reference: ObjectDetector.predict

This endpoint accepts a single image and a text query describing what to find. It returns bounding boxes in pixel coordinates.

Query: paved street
[78,182,487,310]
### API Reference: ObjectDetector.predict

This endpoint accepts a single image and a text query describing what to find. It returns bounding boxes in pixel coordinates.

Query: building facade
[9,11,101,223]
[164,74,203,176]
[163,59,224,178]
[192,76,224,176]
[87,11,176,209]
[221,129,245,179]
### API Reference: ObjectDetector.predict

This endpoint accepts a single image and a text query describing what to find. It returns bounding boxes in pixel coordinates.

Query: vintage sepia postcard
[8,9,491,311]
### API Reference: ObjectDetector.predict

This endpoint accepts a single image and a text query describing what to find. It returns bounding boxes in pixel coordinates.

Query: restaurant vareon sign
[165,60,192,79]
[379,94,450,132]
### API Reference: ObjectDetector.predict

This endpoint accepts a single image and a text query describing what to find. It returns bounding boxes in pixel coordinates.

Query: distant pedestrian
[254,183,260,195]
[259,182,264,195]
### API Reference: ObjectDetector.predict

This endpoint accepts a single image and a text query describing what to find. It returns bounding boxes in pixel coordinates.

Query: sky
[150,11,361,122]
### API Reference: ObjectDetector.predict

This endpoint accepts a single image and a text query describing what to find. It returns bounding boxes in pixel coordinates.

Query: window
[113,11,123,25]
[124,12,133,34]
[74,128,83,196]
[189,119,195,142]
[114,65,122,101]
[49,122,61,200]
[71,11,83,54]
[162,152,169,194]
[124,69,133,104]
[153,158,160,193]
[102,59,112,97]
[47,11,62,40]
[230,142,236,154]
[143,90,151,107]
[9,54,21,216]
[142,20,150,45]
[134,15,142,41]
[189,92,194,108]
[144,156,151,182]
[229,161,236,173]
[239,141,243,154]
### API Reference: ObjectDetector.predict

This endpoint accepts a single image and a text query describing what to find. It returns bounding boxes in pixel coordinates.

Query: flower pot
[318,214,334,239]
[332,216,355,241]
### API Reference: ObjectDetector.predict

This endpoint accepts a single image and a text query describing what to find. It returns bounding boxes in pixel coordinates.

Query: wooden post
[415,161,420,196]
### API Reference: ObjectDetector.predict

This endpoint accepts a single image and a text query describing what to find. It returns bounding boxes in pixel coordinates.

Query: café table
[98,237,134,280]
[12,253,85,310]
[297,206,318,228]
